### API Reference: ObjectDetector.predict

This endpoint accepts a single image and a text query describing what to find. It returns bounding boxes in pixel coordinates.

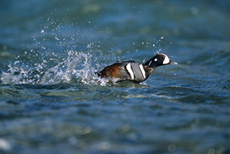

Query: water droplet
[55,36,60,40]
[0,138,11,151]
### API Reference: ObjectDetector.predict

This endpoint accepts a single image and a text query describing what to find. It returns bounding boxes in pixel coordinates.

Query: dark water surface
[1,0,230,153]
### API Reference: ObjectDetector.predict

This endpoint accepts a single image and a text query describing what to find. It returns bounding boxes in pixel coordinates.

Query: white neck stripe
[139,64,146,79]
[148,61,152,66]
[126,63,134,80]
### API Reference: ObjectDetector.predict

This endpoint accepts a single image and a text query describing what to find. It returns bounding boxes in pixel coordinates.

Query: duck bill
[169,60,178,65]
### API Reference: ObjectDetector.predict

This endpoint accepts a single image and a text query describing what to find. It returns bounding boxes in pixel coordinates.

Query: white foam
[0,51,102,85]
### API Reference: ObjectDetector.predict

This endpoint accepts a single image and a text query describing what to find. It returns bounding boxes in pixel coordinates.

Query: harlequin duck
[97,53,175,83]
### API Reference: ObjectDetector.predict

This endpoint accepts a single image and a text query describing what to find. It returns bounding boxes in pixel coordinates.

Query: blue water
[0,0,230,153]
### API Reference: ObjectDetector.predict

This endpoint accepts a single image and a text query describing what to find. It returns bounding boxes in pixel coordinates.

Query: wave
[192,49,230,67]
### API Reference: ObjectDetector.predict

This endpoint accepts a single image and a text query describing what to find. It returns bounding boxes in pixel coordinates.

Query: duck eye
[154,58,158,61]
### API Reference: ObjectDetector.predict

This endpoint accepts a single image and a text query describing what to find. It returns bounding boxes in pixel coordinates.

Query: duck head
[144,53,176,68]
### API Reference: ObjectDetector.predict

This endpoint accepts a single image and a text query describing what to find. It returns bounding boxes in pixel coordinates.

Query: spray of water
[0,17,114,86]
[0,19,176,86]
[0,50,109,86]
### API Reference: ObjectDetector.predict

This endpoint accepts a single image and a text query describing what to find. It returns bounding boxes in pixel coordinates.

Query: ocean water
[0,0,230,153]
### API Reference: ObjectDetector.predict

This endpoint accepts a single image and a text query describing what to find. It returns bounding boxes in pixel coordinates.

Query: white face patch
[126,63,134,80]
[154,58,158,62]
[163,55,170,64]
[139,64,146,79]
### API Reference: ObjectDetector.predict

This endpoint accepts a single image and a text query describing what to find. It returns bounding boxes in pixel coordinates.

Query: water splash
[0,17,113,86]
[0,51,108,86]
[40,51,92,84]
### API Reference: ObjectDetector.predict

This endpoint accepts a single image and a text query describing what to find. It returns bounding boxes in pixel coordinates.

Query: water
[1,0,230,153]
